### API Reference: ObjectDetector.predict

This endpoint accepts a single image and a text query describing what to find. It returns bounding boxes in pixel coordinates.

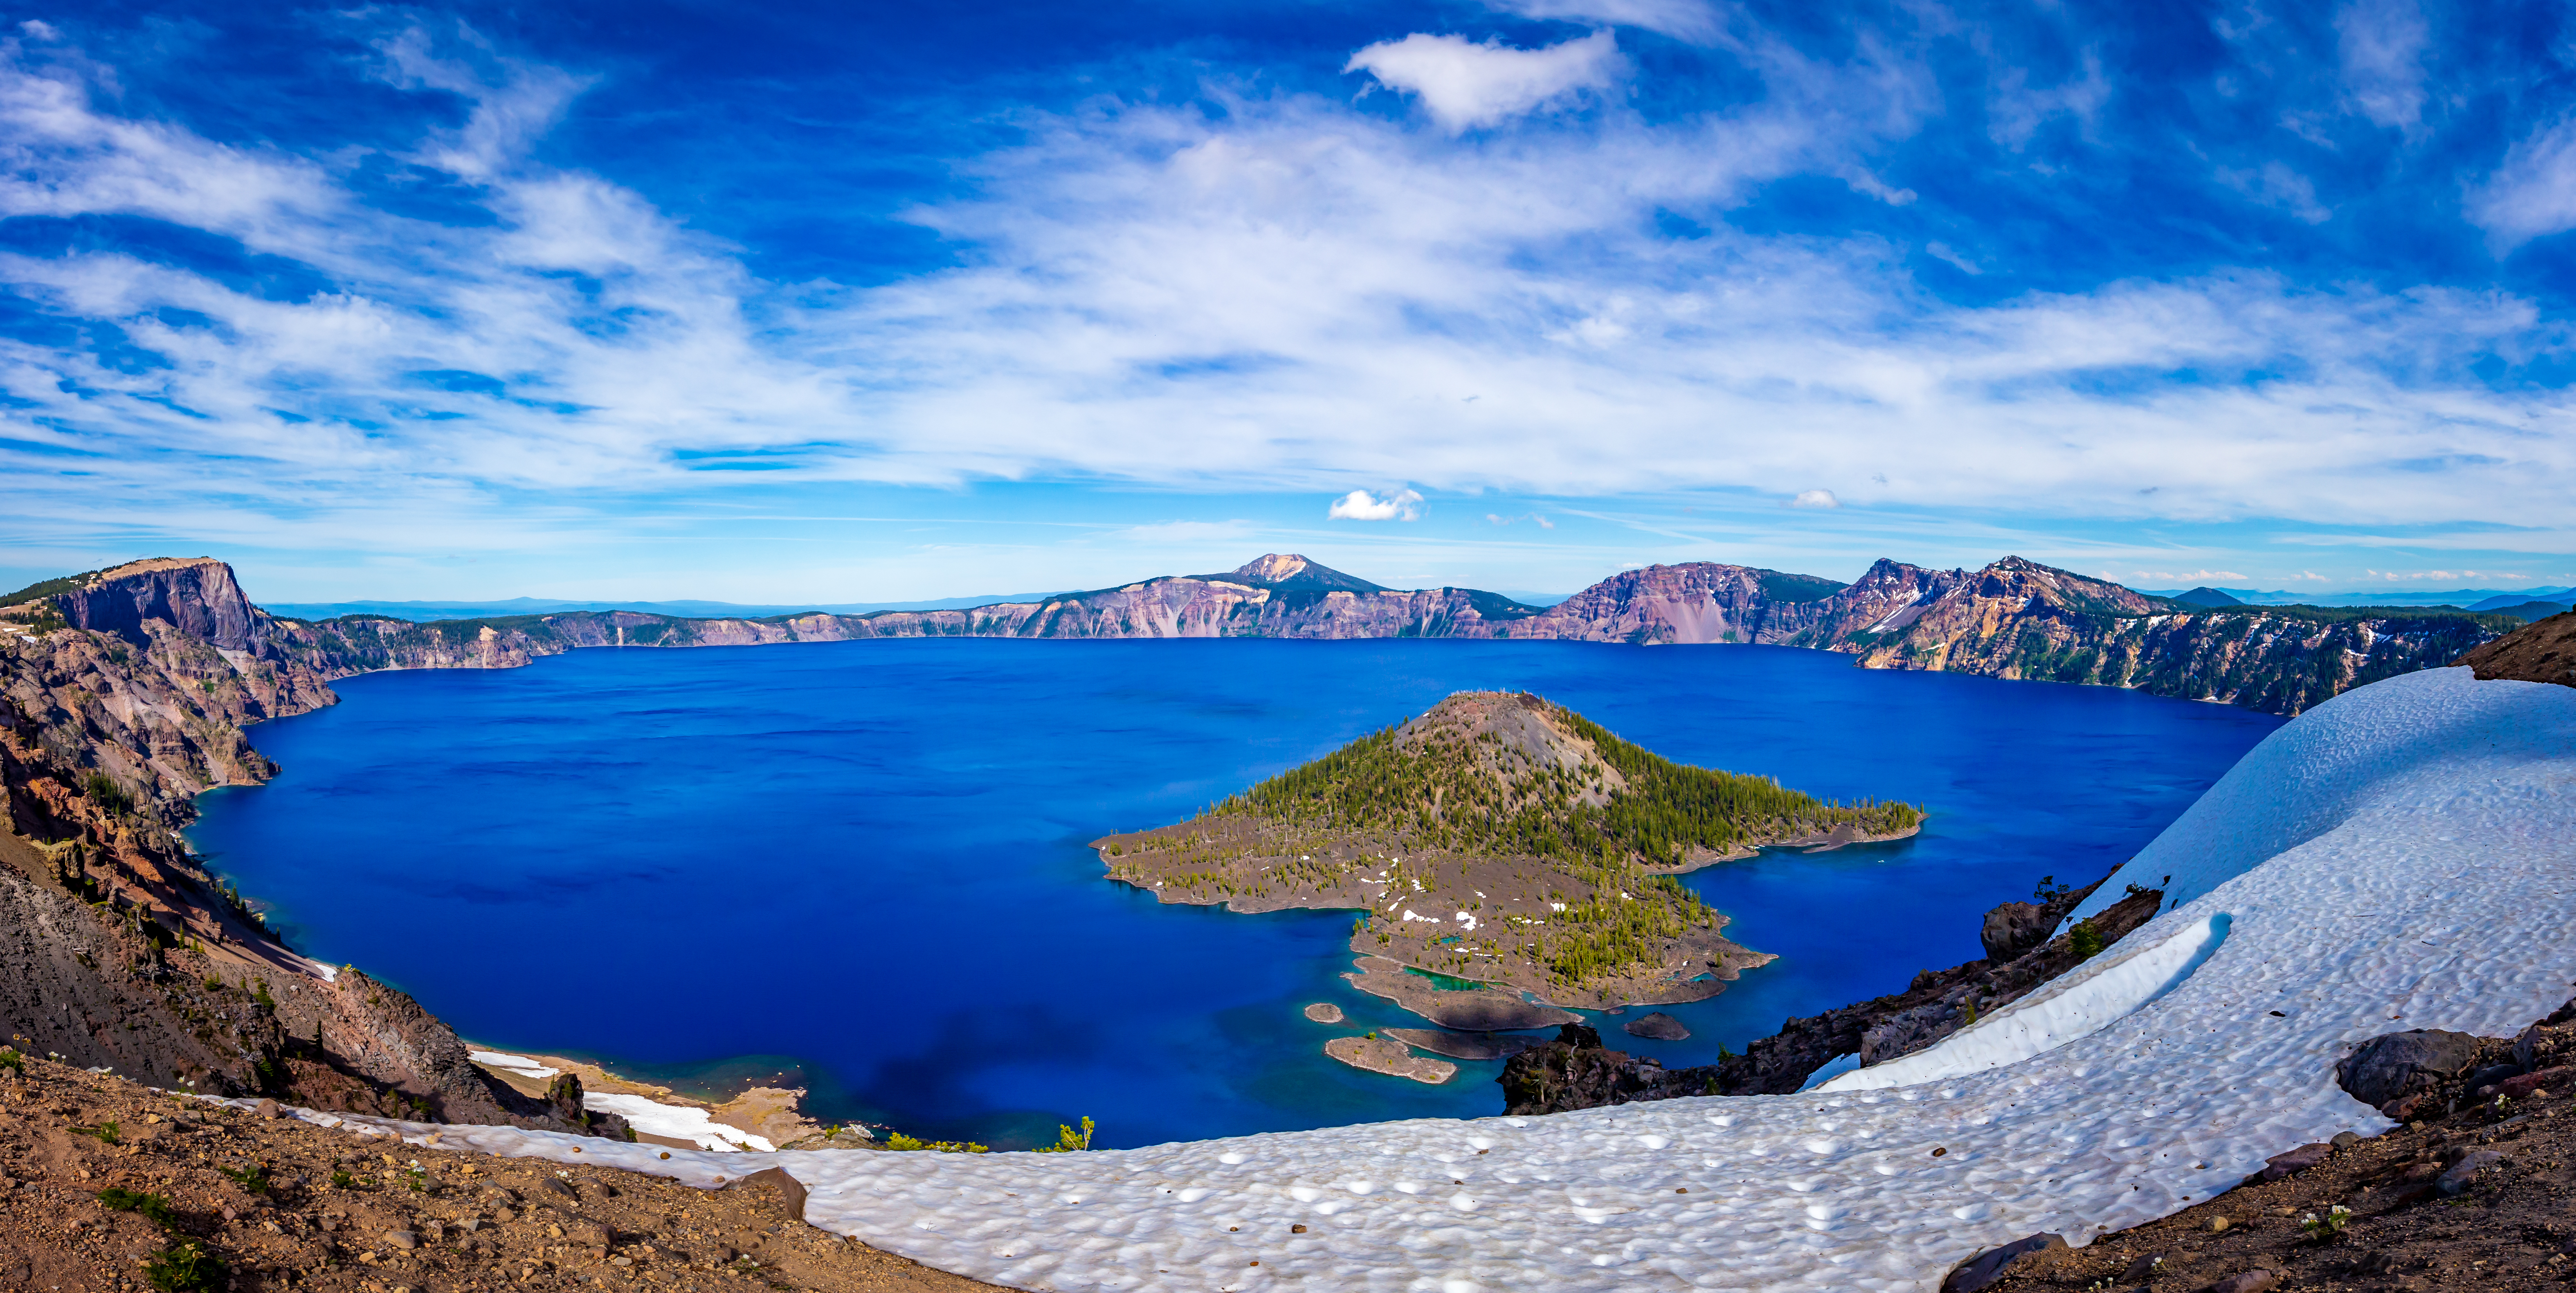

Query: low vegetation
[1108,692,1924,1001]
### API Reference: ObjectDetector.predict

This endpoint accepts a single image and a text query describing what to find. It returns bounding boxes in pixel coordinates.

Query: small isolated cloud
[2469,116,2576,250]
[1788,489,1840,509]
[2216,161,2331,224]
[1329,488,1425,521]
[1925,241,1980,274]
[1486,512,1556,528]
[2131,570,2249,583]
[1484,0,1719,43]
[1346,31,1623,134]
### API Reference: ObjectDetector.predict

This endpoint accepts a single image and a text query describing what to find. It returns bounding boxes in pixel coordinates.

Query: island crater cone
[1095,690,1924,1026]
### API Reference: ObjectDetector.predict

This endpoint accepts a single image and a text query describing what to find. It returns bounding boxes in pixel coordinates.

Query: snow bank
[468,1051,560,1082]
[213,669,2576,1292]
[1820,912,2230,1091]
[582,1092,775,1152]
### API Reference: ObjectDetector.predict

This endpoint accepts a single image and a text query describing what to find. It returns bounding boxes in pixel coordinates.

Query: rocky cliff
[0,564,623,1136]
[1488,555,2506,715]
[2456,608,2576,688]
[9,551,2493,726]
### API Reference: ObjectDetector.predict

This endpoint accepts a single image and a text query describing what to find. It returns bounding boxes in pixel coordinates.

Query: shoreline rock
[1623,1012,1690,1041]
[1323,1035,1457,1084]
[1341,956,1582,1031]
[1302,1002,1345,1024]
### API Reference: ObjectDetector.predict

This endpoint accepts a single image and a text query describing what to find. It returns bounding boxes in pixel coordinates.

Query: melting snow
[581,1093,774,1153]
[468,1051,560,1082]
[207,668,2576,1292]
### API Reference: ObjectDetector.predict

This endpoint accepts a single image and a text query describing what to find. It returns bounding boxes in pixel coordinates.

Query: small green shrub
[98,1187,177,1228]
[2069,920,2106,960]
[217,1163,270,1194]
[1035,1116,1097,1153]
[0,1047,22,1074]
[83,771,134,815]
[2301,1204,2351,1238]
[883,1132,989,1153]
[73,1120,121,1145]
[144,1240,225,1292]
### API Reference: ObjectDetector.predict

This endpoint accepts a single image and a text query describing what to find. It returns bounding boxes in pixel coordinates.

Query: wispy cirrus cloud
[0,4,2571,596]
[1482,0,1718,43]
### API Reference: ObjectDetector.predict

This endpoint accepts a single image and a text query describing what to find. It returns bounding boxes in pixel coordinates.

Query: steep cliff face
[1843,558,2500,714]
[1487,554,2502,715]
[0,563,620,1134]
[2457,609,2576,688]
[1483,562,1825,644]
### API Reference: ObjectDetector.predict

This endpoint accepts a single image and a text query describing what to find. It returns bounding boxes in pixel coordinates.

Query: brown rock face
[2455,608,2576,688]
[0,559,617,1137]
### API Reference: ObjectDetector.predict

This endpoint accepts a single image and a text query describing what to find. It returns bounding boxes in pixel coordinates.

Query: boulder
[2436,1149,2505,1197]
[2335,1029,2483,1108]
[2245,1142,2329,1185]
[2202,1270,2279,1293]
[2501,1066,2572,1099]
[1942,1233,2068,1293]
[1623,1012,1690,1041]
[728,1166,810,1221]
[1978,902,2054,962]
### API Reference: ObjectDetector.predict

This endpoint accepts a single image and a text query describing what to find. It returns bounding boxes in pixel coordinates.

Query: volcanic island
[1095,691,1924,1074]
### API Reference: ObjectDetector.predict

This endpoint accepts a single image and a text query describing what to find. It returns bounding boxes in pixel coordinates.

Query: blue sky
[3,0,2574,602]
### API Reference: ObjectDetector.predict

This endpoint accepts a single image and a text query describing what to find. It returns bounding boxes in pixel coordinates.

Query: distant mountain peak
[1205,554,1388,594]
[1236,553,1310,582]
[2173,586,2245,608]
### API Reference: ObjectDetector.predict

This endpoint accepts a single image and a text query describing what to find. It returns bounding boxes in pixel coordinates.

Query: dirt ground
[0,1055,997,1293]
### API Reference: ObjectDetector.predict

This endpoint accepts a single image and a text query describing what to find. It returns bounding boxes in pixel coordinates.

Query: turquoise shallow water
[184,638,2281,1149]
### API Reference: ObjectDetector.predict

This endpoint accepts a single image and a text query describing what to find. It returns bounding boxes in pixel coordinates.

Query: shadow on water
[186,638,2279,1147]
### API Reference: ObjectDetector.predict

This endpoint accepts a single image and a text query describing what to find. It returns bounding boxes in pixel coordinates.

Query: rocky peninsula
[1097,690,1923,1023]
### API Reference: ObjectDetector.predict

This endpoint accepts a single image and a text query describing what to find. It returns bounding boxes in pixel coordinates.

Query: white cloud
[1924,241,1980,274]
[2468,115,2576,250]
[1789,489,1841,509]
[2216,161,2331,224]
[1988,49,2110,150]
[1482,0,1719,43]
[2335,0,2428,131]
[0,24,2569,573]
[1329,489,1425,521]
[1346,31,1623,134]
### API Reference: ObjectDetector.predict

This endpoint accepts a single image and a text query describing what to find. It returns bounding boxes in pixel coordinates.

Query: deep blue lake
[186,639,2280,1149]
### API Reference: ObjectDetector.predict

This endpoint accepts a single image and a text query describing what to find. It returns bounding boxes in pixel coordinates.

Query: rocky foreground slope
[0,1057,991,1293]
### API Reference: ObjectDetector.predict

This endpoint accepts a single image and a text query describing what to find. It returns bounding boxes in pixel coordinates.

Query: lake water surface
[186,639,2281,1149]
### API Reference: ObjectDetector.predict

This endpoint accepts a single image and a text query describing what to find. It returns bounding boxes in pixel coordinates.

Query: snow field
[207,669,2576,1292]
